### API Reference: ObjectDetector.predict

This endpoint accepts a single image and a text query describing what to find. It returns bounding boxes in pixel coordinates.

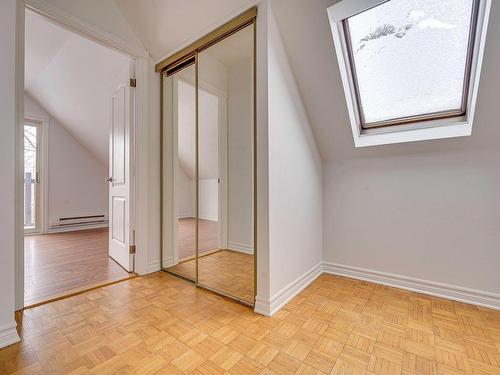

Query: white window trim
[327,0,492,148]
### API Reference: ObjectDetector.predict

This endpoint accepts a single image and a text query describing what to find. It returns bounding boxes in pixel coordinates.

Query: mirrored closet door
[197,24,255,303]
[161,13,255,305]
[162,61,197,282]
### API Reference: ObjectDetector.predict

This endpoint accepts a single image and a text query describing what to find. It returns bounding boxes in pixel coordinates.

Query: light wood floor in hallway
[24,229,132,306]
[3,273,500,374]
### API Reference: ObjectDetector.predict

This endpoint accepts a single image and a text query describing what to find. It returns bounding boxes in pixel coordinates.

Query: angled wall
[255,3,324,315]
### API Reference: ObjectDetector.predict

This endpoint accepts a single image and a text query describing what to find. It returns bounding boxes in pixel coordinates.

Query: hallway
[24,229,132,306]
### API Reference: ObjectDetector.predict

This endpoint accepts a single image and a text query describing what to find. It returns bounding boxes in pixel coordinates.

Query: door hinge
[130,78,137,87]
[129,244,136,254]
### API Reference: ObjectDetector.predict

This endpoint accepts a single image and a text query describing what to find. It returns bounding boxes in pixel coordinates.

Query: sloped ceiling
[270,0,500,161]
[25,9,130,166]
[115,0,500,163]
[114,0,255,61]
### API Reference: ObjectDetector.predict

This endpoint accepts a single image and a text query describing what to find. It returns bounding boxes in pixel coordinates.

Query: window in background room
[24,120,41,233]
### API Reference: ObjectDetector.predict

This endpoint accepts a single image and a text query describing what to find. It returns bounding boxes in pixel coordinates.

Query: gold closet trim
[155,7,256,73]
[159,7,258,307]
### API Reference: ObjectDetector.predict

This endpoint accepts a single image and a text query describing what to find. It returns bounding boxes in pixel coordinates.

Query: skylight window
[328,0,491,147]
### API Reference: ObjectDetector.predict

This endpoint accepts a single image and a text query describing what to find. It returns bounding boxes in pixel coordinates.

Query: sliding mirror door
[163,62,197,282]
[197,23,255,304]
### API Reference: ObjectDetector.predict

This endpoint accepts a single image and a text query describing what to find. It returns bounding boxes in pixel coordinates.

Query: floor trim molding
[323,262,500,311]
[254,263,323,316]
[144,260,161,274]
[255,261,500,316]
[48,223,109,233]
[227,242,254,255]
[0,322,20,349]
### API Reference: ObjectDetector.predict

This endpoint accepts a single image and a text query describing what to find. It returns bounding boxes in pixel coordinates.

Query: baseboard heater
[51,214,108,229]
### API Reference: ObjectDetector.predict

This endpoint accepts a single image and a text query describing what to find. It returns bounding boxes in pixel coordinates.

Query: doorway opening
[22,8,137,307]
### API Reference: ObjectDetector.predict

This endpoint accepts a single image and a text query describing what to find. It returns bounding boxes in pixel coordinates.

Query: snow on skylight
[346,0,474,124]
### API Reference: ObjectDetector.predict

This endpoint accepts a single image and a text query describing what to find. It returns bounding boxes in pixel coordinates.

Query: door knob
[105,177,113,183]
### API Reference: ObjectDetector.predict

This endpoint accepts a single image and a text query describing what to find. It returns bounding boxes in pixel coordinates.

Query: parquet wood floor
[167,250,255,303]
[178,218,219,260]
[24,229,132,306]
[3,272,500,374]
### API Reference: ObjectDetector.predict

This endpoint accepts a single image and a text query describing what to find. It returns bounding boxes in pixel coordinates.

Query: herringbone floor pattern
[1,272,500,374]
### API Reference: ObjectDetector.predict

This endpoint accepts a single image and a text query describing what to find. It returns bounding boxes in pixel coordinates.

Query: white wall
[177,165,195,218]
[199,179,219,221]
[227,58,254,251]
[0,0,21,348]
[324,148,500,297]
[321,1,500,304]
[25,95,108,230]
[265,5,323,309]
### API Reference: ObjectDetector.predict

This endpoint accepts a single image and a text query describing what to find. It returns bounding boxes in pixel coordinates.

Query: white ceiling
[114,0,255,61]
[25,9,130,166]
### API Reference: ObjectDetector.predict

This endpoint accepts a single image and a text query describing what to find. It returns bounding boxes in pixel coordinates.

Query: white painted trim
[255,261,500,317]
[0,322,20,349]
[15,0,27,315]
[25,0,148,58]
[145,260,161,274]
[48,223,109,233]
[327,0,492,148]
[254,263,323,316]
[154,0,259,66]
[218,96,228,251]
[323,262,500,311]
[132,56,151,276]
[227,242,253,254]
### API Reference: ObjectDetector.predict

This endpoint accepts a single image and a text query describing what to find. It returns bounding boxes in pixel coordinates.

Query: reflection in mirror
[198,23,254,303]
[163,63,197,281]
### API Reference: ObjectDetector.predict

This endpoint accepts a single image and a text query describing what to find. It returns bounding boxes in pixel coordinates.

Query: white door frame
[15,0,151,310]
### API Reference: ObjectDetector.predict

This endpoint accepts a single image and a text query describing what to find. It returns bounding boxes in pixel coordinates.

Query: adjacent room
[0,0,499,374]
[22,9,134,306]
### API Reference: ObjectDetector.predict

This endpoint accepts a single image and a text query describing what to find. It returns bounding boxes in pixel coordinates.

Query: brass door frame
[159,8,257,307]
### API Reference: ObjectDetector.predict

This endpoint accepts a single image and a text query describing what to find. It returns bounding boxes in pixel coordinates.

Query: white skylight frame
[327,0,492,147]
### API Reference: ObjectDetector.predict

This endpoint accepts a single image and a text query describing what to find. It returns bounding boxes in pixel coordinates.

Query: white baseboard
[142,260,161,275]
[161,256,175,268]
[227,242,254,255]
[48,222,109,233]
[254,263,323,316]
[0,322,20,349]
[323,262,500,311]
[198,216,218,222]
[255,261,500,317]
[178,215,195,220]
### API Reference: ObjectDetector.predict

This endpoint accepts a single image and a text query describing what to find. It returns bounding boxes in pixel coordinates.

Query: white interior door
[109,84,134,272]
